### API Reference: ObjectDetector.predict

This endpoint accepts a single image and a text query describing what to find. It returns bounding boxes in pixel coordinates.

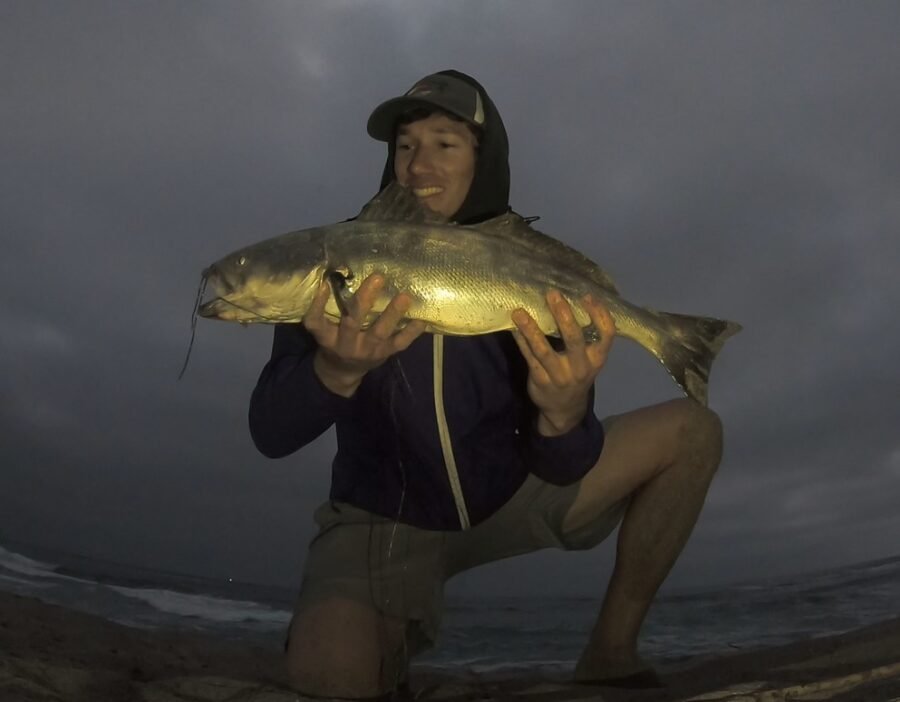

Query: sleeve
[248,324,355,458]
[523,385,606,485]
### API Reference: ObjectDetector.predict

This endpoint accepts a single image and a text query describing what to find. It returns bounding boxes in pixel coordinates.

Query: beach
[2,591,899,702]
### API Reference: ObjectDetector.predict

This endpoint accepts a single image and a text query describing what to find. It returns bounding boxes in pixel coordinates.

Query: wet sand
[2,591,898,701]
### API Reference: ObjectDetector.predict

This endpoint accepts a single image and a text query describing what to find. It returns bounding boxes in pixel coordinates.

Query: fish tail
[652,312,742,406]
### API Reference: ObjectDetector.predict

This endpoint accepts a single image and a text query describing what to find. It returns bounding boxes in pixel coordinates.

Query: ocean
[1,542,898,674]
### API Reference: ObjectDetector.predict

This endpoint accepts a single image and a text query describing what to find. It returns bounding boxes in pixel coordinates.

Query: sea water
[1,543,898,674]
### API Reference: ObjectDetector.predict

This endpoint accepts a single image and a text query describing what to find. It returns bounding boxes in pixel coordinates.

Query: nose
[407,147,433,176]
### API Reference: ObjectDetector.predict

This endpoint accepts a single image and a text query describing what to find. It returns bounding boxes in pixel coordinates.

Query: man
[249,70,723,700]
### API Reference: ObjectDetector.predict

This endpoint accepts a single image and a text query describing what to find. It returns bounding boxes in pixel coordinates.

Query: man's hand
[303,274,427,397]
[511,290,615,436]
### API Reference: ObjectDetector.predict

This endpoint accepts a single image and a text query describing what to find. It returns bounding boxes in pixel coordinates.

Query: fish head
[198,231,326,324]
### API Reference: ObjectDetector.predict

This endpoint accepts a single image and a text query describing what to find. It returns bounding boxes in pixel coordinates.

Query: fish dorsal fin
[356,181,448,225]
[472,210,620,294]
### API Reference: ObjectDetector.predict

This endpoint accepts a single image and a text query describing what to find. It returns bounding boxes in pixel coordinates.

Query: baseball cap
[367,72,485,142]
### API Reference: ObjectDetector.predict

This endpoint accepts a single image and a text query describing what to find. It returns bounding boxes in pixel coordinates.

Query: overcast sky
[2,2,898,599]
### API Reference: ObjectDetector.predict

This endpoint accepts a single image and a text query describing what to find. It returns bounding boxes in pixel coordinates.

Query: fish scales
[325,221,593,336]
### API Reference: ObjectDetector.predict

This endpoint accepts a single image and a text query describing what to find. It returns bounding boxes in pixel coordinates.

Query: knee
[670,398,723,470]
[284,598,407,697]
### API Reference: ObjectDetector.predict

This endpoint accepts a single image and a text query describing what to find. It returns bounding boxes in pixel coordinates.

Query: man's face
[393,113,477,219]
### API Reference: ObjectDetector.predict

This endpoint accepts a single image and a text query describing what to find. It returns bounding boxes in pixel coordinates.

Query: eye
[237,256,247,266]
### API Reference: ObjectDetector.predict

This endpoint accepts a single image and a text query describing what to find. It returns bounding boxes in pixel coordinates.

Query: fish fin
[326,269,353,317]
[473,211,620,294]
[356,182,448,225]
[652,312,742,406]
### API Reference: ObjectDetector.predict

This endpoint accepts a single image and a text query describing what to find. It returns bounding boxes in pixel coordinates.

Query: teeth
[413,187,443,197]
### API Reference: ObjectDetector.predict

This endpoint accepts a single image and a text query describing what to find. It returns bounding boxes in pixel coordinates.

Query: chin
[422,200,447,216]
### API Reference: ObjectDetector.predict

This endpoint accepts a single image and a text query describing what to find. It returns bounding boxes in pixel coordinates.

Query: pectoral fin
[326,269,353,317]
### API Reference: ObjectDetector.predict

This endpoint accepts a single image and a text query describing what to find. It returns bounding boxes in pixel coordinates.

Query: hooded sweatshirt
[248,71,605,530]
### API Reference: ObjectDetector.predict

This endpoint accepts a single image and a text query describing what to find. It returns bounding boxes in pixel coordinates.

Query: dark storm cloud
[1,1,898,595]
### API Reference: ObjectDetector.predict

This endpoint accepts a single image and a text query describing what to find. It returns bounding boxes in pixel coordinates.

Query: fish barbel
[197,182,741,404]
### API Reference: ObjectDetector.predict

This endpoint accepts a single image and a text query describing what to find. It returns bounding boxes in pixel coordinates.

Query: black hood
[376,70,510,225]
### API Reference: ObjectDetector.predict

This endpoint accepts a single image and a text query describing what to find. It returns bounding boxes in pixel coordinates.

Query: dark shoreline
[2,591,899,701]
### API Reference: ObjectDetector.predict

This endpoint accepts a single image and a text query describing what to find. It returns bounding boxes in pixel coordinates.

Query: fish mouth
[197,294,263,321]
[197,266,243,319]
[197,297,230,318]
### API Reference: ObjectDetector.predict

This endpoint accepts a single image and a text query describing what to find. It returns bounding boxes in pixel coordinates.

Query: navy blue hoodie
[248,71,604,530]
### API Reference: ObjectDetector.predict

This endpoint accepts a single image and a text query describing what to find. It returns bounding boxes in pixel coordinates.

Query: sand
[2,591,899,701]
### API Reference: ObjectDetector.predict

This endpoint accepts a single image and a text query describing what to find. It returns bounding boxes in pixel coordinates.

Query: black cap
[367,72,486,142]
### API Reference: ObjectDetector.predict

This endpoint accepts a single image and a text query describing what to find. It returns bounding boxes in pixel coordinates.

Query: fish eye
[237,256,247,266]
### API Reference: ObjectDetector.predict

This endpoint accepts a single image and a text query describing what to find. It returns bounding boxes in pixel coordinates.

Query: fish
[197,182,741,405]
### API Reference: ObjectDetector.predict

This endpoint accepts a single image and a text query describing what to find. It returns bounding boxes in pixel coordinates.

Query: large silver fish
[198,182,741,405]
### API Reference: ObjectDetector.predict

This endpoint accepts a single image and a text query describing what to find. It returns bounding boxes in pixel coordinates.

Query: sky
[1,1,898,599]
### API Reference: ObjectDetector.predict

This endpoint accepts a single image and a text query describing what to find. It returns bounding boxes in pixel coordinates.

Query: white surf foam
[0,545,60,578]
[0,545,97,586]
[0,573,52,589]
[107,585,290,625]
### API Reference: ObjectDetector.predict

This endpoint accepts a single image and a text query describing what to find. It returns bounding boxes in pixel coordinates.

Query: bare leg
[561,398,723,681]
[285,596,409,699]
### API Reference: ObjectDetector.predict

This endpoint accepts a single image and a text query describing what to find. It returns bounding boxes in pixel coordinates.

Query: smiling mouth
[412,186,444,197]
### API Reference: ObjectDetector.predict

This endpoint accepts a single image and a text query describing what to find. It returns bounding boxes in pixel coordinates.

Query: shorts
[294,431,628,653]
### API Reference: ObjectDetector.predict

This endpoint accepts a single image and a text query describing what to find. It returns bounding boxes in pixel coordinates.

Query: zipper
[432,334,471,529]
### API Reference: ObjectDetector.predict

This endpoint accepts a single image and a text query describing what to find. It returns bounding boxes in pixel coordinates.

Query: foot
[574,649,664,688]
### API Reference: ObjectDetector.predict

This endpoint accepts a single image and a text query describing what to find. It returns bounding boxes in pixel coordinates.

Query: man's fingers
[511,308,551,358]
[392,318,428,351]
[348,274,385,322]
[511,309,559,383]
[548,290,585,352]
[584,296,616,363]
[371,292,413,339]
[336,274,383,349]
[510,327,552,386]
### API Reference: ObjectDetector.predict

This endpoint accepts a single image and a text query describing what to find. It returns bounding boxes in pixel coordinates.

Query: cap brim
[366,96,473,142]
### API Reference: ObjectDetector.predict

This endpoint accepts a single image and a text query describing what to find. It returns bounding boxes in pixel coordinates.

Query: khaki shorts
[295,436,628,653]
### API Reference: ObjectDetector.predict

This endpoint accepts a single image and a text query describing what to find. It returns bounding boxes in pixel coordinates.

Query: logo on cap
[406,81,436,97]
